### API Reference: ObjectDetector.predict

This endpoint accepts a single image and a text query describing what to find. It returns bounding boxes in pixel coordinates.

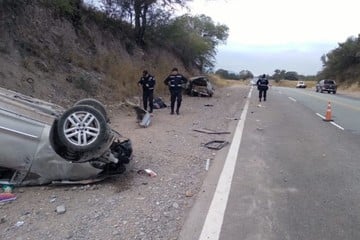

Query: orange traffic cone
[324,101,332,121]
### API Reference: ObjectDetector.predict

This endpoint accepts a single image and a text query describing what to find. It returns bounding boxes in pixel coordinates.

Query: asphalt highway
[180,86,360,240]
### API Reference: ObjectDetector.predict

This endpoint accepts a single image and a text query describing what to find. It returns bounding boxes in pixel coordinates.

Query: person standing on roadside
[138,70,156,113]
[164,67,188,115]
[256,74,269,102]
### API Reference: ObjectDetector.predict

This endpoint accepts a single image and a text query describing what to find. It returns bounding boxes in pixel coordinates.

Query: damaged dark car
[185,76,214,97]
[0,87,132,186]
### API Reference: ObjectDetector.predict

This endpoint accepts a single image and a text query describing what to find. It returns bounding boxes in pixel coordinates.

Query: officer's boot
[176,101,181,115]
[170,102,174,115]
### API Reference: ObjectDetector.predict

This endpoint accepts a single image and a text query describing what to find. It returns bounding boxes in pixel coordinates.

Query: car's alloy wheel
[57,105,109,152]
[74,98,109,122]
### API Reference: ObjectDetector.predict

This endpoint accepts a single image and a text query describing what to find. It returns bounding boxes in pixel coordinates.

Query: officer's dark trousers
[143,90,154,112]
[258,86,268,101]
[170,89,182,113]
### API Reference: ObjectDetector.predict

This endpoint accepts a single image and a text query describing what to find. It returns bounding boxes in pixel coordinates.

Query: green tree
[104,0,191,45]
[320,34,360,83]
[239,70,253,80]
[215,69,240,80]
[272,69,281,82]
[284,71,298,80]
[160,14,228,71]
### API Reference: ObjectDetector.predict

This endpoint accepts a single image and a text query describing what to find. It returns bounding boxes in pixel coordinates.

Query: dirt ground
[0,85,250,240]
[1,83,359,240]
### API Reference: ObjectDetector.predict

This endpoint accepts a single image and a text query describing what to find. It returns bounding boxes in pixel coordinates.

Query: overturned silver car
[0,87,132,186]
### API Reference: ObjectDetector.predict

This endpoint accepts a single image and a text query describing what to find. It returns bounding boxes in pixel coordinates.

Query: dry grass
[338,82,360,92]
[271,80,317,88]
[91,52,182,101]
[104,56,140,98]
[64,52,89,69]
[210,75,247,87]
[337,82,360,97]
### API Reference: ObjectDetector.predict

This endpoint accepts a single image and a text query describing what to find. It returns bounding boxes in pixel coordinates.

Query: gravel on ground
[0,85,249,240]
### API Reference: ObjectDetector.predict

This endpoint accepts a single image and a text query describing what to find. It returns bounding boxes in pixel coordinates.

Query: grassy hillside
[0,1,198,107]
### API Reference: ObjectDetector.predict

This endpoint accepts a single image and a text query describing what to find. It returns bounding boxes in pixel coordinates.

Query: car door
[0,99,45,178]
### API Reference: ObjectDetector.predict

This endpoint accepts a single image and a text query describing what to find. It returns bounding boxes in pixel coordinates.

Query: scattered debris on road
[56,205,66,214]
[193,128,231,134]
[126,99,152,127]
[0,193,16,203]
[204,140,229,150]
[225,117,239,120]
[185,190,194,197]
[205,159,211,171]
[15,221,24,227]
[137,169,157,177]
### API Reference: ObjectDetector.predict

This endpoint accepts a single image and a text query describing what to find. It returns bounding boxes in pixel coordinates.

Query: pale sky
[186,0,359,75]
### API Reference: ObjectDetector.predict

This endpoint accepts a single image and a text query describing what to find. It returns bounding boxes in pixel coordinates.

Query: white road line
[316,113,325,120]
[330,121,345,130]
[288,97,297,102]
[198,88,252,240]
[316,113,344,130]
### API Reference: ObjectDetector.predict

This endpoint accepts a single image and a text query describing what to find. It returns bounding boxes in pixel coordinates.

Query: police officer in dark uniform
[164,68,188,115]
[138,70,156,113]
[256,74,269,102]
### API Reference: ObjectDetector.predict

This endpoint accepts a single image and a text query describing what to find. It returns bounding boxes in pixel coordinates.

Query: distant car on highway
[316,79,337,94]
[296,81,307,88]
[250,78,258,86]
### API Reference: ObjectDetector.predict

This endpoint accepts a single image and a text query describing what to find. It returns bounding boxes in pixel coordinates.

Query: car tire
[57,105,109,152]
[74,98,109,122]
[333,91,336,94]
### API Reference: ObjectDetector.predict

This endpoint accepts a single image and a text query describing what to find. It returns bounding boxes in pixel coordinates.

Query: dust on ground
[0,85,249,240]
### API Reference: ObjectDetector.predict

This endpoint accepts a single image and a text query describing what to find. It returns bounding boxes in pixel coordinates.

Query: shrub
[41,0,82,26]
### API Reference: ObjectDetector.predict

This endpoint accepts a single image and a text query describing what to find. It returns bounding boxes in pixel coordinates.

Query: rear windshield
[324,80,335,84]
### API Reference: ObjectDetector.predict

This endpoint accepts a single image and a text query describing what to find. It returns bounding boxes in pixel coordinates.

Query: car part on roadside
[137,169,157,177]
[185,76,214,97]
[139,112,151,127]
[193,128,231,134]
[0,86,132,186]
[203,140,230,150]
[125,100,152,128]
